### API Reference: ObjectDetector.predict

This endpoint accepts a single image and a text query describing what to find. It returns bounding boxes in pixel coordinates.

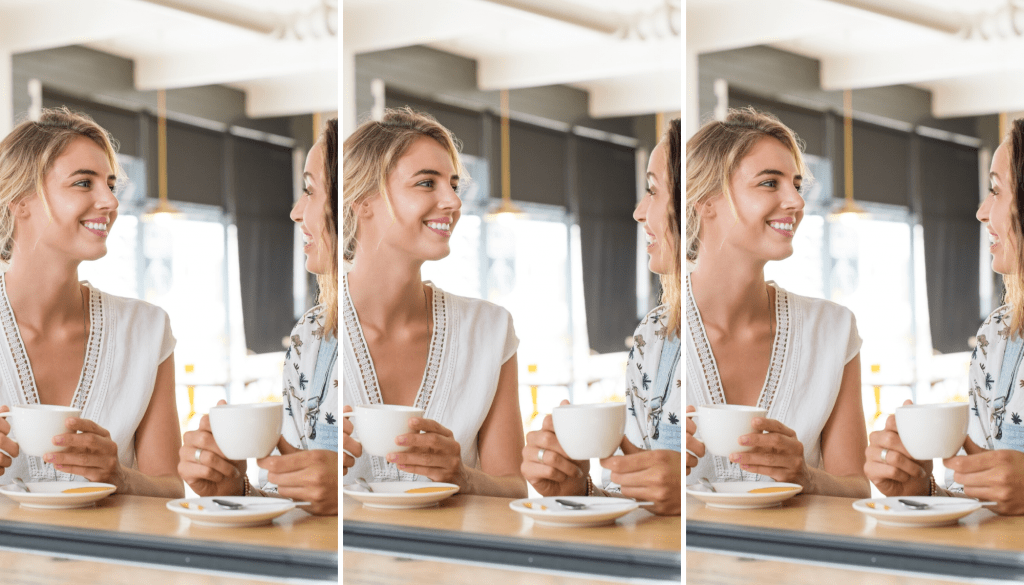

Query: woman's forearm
[463,466,527,498]
[805,466,870,498]
[119,467,185,498]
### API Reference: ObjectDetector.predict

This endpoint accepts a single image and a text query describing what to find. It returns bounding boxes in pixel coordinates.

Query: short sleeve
[844,310,862,365]
[501,310,519,364]
[158,310,176,363]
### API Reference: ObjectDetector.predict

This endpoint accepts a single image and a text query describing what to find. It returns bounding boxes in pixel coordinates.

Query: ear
[353,194,376,219]
[9,195,32,219]
[696,195,719,220]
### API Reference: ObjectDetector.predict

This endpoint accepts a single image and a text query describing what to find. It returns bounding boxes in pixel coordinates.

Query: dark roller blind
[145,117,224,208]
[489,118,568,207]
[920,137,980,353]
[233,136,295,354]
[832,116,911,207]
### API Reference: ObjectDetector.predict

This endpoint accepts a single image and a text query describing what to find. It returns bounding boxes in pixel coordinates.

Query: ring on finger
[880,448,889,465]
[537,448,546,463]
[194,448,203,463]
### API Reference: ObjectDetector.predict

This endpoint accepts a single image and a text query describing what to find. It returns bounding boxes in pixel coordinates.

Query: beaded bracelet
[585,474,593,496]
[928,474,937,497]
[243,473,251,497]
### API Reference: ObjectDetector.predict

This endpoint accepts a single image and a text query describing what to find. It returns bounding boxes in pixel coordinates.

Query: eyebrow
[754,169,802,181]
[69,169,116,182]
[412,169,459,182]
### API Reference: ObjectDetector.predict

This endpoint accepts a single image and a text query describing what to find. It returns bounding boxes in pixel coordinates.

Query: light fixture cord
[501,89,511,204]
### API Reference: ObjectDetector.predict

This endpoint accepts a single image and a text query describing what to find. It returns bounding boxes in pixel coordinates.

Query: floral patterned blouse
[603,304,681,491]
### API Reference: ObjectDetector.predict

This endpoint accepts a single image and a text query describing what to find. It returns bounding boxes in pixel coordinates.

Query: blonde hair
[0,107,120,264]
[316,118,339,338]
[1002,118,1024,339]
[343,107,466,261]
[660,119,681,339]
[686,107,808,262]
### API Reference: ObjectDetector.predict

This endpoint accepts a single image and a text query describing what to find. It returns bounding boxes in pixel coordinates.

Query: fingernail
[730,454,741,463]
[387,454,396,463]
[410,418,420,425]
[396,436,407,445]
[53,436,64,445]
[45,455,54,462]
[739,436,749,445]
[753,418,762,425]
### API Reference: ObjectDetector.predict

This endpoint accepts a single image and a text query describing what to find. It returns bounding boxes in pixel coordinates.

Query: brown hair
[342,107,465,262]
[0,107,120,264]
[316,118,339,338]
[686,107,808,263]
[661,118,681,338]
[1003,119,1024,339]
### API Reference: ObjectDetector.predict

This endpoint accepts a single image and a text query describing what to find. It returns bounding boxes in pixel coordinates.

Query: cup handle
[685,412,698,418]
[0,412,11,419]
[341,412,356,418]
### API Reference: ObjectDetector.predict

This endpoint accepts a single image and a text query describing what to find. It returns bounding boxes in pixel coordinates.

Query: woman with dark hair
[179,119,339,515]
[868,118,1024,515]
[521,119,684,515]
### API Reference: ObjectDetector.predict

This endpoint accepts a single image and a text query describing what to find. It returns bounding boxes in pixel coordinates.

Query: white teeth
[768,221,793,232]
[990,232,1000,244]
[645,232,656,244]
[426,222,450,232]
[83,222,107,232]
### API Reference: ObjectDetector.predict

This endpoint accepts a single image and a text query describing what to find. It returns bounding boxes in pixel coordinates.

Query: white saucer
[342,481,459,509]
[853,497,983,527]
[0,481,116,509]
[685,481,802,509]
[166,497,297,527]
[509,497,639,527]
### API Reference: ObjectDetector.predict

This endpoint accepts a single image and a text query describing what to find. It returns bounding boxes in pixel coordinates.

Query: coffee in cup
[342,405,425,457]
[209,403,283,459]
[552,403,626,459]
[0,405,80,457]
[686,404,766,457]
[895,402,969,460]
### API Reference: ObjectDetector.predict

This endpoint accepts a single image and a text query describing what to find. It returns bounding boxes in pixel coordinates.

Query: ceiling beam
[583,72,681,118]
[0,0,179,54]
[134,39,337,90]
[478,38,679,91]
[821,39,1024,90]
[931,76,1024,118]
[345,0,498,54]
[241,72,339,118]
[688,0,849,54]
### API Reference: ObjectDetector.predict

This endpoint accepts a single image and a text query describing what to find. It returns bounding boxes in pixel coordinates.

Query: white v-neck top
[0,275,175,483]
[685,277,860,484]
[342,276,518,484]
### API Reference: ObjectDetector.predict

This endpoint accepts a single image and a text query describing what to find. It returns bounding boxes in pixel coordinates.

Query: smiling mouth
[425,221,452,237]
[644,231,657,245]
[767,220,795,235]
[82,221,108,236]
[989,231,1000,247]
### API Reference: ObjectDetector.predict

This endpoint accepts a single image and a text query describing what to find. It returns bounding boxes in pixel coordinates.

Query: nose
[99,184,119,211]
[977,193,992,223]
[633,193,649,223]
[782,184,805,212]
[440,183,462,211]
[290,195,305,223]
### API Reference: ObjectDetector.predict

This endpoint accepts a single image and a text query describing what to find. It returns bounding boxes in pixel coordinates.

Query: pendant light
[486,89,524,221]
[142,89,182,222]
[829,89,868,222]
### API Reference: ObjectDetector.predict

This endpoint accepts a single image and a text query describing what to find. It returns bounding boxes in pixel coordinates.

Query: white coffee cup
[686,404,766,457]
[209,403,283,460]
[342,405,425,457]
[895,402,969,460]
[0,405,80,457]
[552,403,626,460]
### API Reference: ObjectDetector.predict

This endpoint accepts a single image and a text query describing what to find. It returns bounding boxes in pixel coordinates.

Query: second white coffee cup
[343,405,425,457]
[0,405,80,457]
[895,402,969,460]
[687,404,766,457]
[209,403,283,460]
[552,403,626,459]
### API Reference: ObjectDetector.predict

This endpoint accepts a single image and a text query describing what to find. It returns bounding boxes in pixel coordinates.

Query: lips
[767,218,795,237]
[425,219,452,237]
[81,220,109,237]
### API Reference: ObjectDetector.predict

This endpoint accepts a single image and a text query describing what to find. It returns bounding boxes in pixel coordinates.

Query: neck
[689,248,771,330]
[4,255,83,328]
[346,253,429,329]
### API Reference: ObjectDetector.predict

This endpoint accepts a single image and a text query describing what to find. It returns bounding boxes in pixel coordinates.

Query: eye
[451,183,460,194]
[759,179,777,188]
[303,186,313,197]
[73,179,91,188]
[795,183,803,193]
[108,184,117,195]
[646,186,655,197]
[990,187,998,196]
[416,179,435,188]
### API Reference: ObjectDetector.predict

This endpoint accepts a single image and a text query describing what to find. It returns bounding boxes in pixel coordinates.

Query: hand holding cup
[0,405,18,476]
[864,399,933,497]
[944,436,1024,515]
[341,405,361,476]
[258,436,338,515]
[178,399,246,497]
[600,436,681,515]
[684,405,703,476]
[45,416,124,488]
[522,399,589,497]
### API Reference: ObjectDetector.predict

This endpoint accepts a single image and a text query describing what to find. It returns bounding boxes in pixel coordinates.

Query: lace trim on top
[343,276,447,481]
[686,276,791,481]
[0,275,103,481]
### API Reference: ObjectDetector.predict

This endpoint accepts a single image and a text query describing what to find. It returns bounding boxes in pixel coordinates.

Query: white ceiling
[687,0,1024,118]
[343,0,681,118]
[0,0,338,118]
